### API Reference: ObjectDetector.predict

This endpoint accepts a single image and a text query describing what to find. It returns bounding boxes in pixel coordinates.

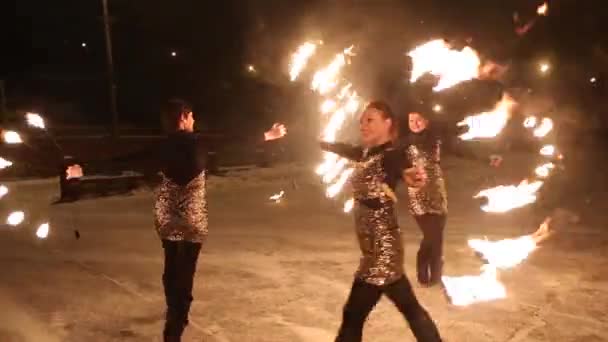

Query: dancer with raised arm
[321,101,442,342]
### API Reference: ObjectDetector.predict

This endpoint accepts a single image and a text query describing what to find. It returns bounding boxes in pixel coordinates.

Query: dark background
[2,0,607,136]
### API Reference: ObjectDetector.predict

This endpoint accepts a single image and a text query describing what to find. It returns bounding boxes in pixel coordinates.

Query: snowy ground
[0,158,607,342]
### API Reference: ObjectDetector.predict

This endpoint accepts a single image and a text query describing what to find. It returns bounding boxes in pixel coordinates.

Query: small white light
[433,104,442,113]
[2,131,23,144]
[81,42,87,48]
[539,63,550,74]
[171,51,177,57]
[7,211,25,226]
[36,223,50,239]
[590,77,597,83]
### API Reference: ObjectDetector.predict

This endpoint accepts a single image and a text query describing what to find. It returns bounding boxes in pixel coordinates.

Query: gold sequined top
[404,130,448,216]
[321,142,411,286]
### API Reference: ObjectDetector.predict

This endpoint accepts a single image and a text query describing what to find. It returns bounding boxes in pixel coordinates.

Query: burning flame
[523,116,537,128]
[408,39,481,91]
[6,211,25,226]
[321,99,337,114]
[539,144,555,156]
[311,46,354,95]
[0,185,8,199]
[441,265,506,306]
[36,223,50,239]
[326,168,354,198]
[269,190,285,203]
[26,113,46,129]
[535,162,555,178]
[468,218,552,269]
[537,2,548,16]
[474,180,543,213]
[533,118,553,137]
[289,41,319,81]
[458,94,516,140]
[0,157,13,169]
[343,198,354,213]
[2,131,22,144]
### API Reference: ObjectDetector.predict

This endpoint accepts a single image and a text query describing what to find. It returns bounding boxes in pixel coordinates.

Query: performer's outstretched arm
[319,141,363,161]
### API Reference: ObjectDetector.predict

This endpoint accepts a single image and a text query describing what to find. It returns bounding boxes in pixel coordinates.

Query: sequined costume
[403,129,448,216]
[322,141,443,342]
[155,171,208,243]
[321,141,410,286]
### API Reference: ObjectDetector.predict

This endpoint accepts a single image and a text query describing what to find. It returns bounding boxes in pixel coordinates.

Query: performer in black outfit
[69,99,286,342]
[321,101,442,342]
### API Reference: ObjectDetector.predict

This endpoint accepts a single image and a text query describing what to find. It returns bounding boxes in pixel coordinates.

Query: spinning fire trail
[407,38,563,305]
[289,41,363,212]
[1,112,53,238]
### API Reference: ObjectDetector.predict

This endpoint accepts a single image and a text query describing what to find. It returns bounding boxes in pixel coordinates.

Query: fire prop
[289,42,363,212]
[457,94,517,141]
[468,218,552,269]
[0,113,54,238]
[408,39,482,91]
[442,265,506,306]
[443,218,553,306]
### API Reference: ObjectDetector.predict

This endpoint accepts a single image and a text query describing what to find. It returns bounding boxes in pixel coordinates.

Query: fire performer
[403,108,500,287]
[320,101,442,342]
[68,99,286,341]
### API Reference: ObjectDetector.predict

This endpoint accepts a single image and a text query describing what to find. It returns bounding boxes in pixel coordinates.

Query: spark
[171,51,177,57]
[81,42,87,48]
[539,144,555,156]
[247,64,256,73]
[6,211,25,226]
[343,198,354,213]
[433,104,443,113]
[289,41,318,81]
[535,162,555,178]
[2,131,23,144]
[523,116,537,128]
[269,190,285,203]
[533,118,553,137]
[25,112,46,129]
[539,62,550,74]
[537,2,548,16]
[36,223,50,239]
[0,157,13,169]
[590,77,597,83]
[0,185,8,199]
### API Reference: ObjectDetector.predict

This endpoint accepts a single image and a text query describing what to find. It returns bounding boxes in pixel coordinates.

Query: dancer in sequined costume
[155,100,286,341]
[73,99,286,341]
[321,101,442,342]
[405,111,448,287]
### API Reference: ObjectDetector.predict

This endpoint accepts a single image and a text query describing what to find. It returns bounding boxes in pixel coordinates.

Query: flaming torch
[458,94,517,140]
[474,180,543,213]
[442,265,507,306]
[408,39,482,91]
[289,41,319,82]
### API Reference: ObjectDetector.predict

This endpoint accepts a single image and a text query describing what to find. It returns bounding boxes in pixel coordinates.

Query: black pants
[162,240,202,338]
[414,214,446,286]
[336,276,442,342]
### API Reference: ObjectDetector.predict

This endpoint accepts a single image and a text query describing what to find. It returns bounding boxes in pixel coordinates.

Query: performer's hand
[66,164,83,180]
[264,123,287,141]
[404,167,426,188]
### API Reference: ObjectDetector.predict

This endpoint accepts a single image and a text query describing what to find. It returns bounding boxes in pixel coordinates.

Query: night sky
[3,0,608,132]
